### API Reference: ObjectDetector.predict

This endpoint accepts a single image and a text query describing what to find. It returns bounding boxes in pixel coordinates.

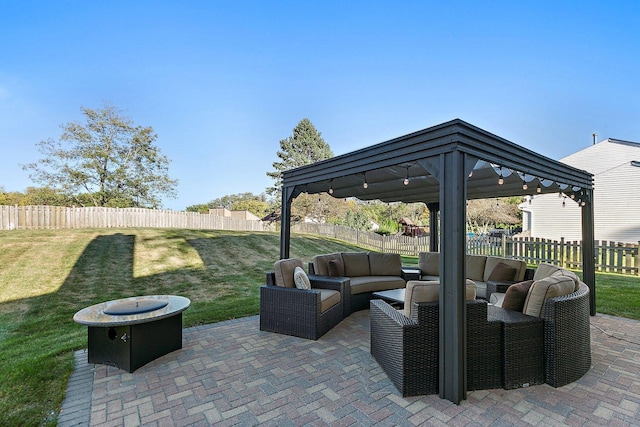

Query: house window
[523,211,532,232]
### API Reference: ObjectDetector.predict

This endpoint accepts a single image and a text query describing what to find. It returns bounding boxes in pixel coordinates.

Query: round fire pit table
[74,295,190,373]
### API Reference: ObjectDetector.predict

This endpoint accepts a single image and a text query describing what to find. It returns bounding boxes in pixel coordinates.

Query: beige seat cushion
[274,258,304,288]
[551,269,582,291]
[369,252,402,276]
[466,255,487,281]
[533,263,582,291]
[474,281,488,299]
[349,276,406,294]
[418,252,440,277]
[403,280,477,318]
[533,263,562,281]
[319,289,340,313]
[342,252,371,277]
[489,292,505,306]
[522,275,575,317]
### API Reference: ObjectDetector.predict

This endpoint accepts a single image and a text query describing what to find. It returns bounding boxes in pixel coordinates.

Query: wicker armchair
[370,298,502,397]
[260,259,349,340]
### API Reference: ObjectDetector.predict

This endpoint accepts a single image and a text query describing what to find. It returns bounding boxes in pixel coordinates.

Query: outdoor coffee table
[73,295,190,373]
[372,288,405,308]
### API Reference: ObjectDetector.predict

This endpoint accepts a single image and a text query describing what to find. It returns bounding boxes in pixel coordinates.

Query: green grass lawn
[0,228,361,426]
[0,228,638,426]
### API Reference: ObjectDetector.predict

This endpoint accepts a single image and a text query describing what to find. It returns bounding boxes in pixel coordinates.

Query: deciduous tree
[466,197,521,234]
[23,104,177,208]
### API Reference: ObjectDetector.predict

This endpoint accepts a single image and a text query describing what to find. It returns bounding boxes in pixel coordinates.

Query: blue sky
[1,1,639,210]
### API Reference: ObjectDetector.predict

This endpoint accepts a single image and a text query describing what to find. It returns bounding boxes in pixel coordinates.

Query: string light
[403,166,410,186]
[521,173,528,190]
[363,174,368,189]
[498,168,504,185]
[328,179,334,195]
[536,182,542,193]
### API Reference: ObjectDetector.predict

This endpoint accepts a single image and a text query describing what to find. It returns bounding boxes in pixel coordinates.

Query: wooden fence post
[637,242,640,276]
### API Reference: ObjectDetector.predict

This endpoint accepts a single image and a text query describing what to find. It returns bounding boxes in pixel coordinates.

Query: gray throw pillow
[327,258,345,277]
[501,280,534,311]
[488,262,517,282]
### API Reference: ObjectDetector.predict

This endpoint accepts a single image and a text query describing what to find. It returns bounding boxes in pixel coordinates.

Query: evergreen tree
[266,118,333,199]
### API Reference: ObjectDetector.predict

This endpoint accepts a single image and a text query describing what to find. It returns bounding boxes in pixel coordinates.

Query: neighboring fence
[0,205,267,232]
[293,222,640,276]
[510,237,640,276]
[2,206,638,275]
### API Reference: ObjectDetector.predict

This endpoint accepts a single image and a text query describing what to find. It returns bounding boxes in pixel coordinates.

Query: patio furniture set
[260,251,591,397]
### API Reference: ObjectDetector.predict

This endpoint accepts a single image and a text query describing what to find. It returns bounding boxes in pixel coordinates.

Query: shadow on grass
[0,229,363,425]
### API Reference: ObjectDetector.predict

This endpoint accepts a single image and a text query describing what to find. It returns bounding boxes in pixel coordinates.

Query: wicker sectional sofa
[309,252,407,313]
[418,251,529,298]
[370,262,591,395]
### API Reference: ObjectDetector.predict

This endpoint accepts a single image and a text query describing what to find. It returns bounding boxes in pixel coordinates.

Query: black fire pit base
[74,295,191,373]
[87,314,183,373]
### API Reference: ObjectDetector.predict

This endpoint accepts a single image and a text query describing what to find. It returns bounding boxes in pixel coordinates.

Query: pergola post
[438,151,468,404]
[427,202,439,252]
[581,188,596,315]
[279,186,295,259]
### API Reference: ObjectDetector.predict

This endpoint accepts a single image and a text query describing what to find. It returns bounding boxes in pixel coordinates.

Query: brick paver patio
[59,311,640,426]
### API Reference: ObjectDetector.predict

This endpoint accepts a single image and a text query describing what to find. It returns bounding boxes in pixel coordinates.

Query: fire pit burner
[104,299,168,315]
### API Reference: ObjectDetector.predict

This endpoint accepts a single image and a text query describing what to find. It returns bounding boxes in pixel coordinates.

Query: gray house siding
[594,162,640,242]
[521,139,640,243]
[521,194,582,241]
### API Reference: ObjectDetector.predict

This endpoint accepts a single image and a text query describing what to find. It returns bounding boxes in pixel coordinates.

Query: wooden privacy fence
[293,222,640,276]
[0,205,267,232]
[2,207,638,275]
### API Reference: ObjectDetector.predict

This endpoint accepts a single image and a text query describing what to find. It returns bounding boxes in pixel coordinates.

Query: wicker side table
[488,305,544,389]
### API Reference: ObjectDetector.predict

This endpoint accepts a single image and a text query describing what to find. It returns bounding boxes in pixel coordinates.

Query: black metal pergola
[279,119,595,404]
